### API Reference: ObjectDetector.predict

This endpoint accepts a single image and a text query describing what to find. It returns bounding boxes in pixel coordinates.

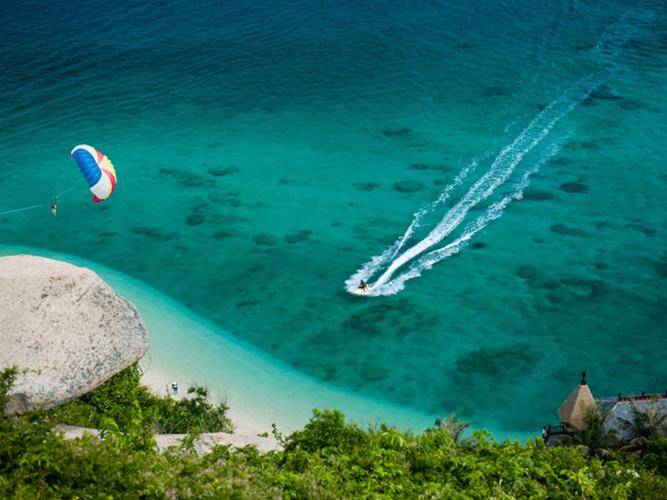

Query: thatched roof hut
[557,372,597,431]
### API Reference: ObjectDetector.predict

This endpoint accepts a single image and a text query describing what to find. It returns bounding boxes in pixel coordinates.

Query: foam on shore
[0,245,444,436]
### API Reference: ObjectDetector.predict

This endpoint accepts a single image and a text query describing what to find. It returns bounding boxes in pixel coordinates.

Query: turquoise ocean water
[1,0,666,436]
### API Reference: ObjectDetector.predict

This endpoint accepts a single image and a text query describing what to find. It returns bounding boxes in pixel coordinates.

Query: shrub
[48,364,233,435]
[2,367,667,498]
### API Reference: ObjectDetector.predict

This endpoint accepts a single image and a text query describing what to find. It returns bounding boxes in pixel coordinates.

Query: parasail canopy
[71,145,117,203]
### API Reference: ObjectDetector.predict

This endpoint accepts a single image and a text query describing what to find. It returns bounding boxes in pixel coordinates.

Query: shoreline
[0,245,438,436]
[0,245,533,442]
[138,361,276,438]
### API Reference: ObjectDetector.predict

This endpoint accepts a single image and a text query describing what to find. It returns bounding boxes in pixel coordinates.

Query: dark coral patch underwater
[208,167,239,176]
[516,266,538,280]
[454,344,536,381]
[353,182,380,192]
[186,213,206,226]
[550,224,585,237]
[523,189,556,201]
[382,127,411,137]
[559,182,588,193]
[284,230,311,244]
[393,181,423,193]
[131,226,178,240]
[252,233,279,246]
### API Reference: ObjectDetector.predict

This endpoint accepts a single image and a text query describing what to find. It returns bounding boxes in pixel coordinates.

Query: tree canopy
[1,366,666,499]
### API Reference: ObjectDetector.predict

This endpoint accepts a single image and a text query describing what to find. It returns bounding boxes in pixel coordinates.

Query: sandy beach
[0,245,441,439]
[139,361,278,439]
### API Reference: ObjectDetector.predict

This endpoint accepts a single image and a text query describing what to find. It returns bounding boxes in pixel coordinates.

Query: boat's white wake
[345,81,585,297]
[345,10,648,296]
[365,143,563,296]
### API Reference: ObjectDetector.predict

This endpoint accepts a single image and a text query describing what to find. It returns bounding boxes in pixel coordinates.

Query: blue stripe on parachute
[72,149,102,187]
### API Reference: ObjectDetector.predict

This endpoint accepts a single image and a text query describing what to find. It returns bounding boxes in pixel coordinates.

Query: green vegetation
[565,405,619,458]
[47,364,233,434]
[1,367,667,498]
[620,401,667,456]
[434,412,470,443]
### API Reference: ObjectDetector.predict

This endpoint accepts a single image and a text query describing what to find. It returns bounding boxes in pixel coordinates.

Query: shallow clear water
[1,0,666,435]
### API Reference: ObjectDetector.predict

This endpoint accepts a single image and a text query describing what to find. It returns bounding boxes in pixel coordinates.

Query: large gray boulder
[0,254,148,414]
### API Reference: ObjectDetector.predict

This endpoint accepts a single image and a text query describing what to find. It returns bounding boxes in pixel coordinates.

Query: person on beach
[171,382,178,395]
[50,202,57,216]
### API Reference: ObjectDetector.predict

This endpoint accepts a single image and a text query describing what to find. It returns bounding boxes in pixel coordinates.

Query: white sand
[1,245,436,439]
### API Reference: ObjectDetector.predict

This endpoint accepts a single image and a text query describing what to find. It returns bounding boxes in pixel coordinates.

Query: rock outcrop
[0,255,149,414]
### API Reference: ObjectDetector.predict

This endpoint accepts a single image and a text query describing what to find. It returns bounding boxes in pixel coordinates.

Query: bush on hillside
[47,363,233,434]
[2,367,667,499]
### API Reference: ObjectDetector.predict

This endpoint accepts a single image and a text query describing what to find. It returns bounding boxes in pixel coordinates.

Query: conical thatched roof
[558,372,597,430]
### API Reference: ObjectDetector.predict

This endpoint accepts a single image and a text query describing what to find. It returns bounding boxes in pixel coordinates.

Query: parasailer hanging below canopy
[71,144,117,203]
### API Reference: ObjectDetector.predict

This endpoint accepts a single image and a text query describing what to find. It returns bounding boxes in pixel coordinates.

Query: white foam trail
[369,78,594,290]
[344,157,479,291]
[392,158,479,256]
[345,10,648,296]
[345,81,585,296]
[371,142,563,296]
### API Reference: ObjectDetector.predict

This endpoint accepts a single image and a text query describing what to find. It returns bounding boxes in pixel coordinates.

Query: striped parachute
[71,145,117,203]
